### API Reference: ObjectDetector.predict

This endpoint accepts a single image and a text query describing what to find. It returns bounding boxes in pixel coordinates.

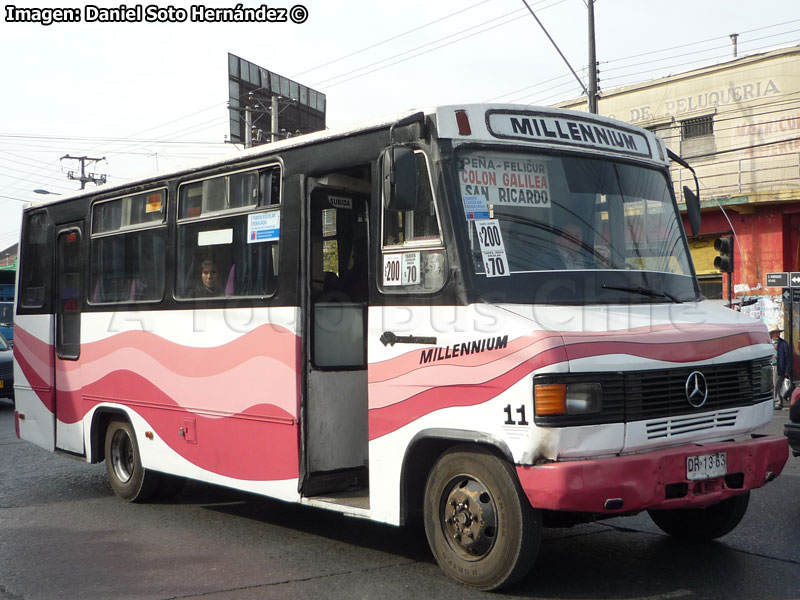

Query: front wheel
[648,491,750,541]
[423,445,541,591]
[104,419,160,502]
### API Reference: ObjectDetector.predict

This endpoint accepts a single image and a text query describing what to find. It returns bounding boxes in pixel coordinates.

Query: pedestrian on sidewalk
[771,324,792,409]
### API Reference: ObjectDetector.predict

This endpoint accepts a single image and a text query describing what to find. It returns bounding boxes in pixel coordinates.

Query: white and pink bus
[13,104,789,590]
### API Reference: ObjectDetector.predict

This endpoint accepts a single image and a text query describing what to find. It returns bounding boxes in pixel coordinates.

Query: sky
[1,0,799,256]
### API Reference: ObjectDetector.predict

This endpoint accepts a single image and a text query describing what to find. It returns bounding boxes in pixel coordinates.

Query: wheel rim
[440,475,498,560]
[110,429,135,484]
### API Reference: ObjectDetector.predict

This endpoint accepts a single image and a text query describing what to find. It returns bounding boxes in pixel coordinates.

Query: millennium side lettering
[419,335,509,364]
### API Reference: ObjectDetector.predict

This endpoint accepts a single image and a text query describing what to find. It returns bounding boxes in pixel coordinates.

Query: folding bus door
[303,187,370,494]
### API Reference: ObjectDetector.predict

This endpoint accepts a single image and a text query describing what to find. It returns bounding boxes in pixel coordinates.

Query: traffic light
[714,236,734,273]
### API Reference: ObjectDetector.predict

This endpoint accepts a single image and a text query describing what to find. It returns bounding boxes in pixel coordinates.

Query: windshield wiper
[602,284,683,303]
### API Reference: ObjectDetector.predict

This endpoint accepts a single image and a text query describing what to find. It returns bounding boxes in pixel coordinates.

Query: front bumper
[785,421,800,456]
[516,435,788,513]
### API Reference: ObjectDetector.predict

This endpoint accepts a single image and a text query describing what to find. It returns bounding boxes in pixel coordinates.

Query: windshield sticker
[462,194,490,220]
[474,219,510,278]
[460,156,550,207]
[247,211,280,243]
[383,251,421,286]
[487,111,652,158]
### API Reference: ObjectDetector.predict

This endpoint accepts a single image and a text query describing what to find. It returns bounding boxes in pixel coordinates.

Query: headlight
[534,382,603,415]
[566,383,603,415]
[760,365,774,394]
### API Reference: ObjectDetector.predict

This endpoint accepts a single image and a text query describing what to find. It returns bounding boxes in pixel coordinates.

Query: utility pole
[587,0,599,114]
[245,104,253,148]
[271,95,279,143]
[61,155,106,189]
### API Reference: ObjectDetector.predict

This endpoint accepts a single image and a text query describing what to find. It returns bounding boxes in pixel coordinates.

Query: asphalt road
[1,400,798,600]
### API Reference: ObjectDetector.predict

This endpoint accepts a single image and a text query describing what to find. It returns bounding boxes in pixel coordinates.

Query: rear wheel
[423,445,541,591]
[648,491,750,541]
[104,419,160,502]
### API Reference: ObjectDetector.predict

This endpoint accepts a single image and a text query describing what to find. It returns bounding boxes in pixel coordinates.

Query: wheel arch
[89,407,132,464]
[400,428,515,525]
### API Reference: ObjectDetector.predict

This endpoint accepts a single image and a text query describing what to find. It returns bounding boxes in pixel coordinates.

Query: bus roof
[25,104,667,211]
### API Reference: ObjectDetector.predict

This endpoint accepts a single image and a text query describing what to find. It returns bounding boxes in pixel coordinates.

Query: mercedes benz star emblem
[685,371,708,408]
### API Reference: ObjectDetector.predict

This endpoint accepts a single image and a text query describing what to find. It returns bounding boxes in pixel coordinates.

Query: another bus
[13,104,789,590]
[0,268,15,345]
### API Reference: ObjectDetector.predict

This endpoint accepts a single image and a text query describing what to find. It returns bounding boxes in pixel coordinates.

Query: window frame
[174,163,283,302]
[87,187,168,306]
[680,115,714,140]
[380,150,444,251]
[379,149,448,296]
[18,210,54,311]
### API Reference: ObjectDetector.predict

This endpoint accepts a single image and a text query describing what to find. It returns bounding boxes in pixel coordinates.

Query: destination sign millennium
[487,111,652,158]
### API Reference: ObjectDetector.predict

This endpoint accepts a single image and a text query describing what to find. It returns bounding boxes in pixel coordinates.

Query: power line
[307,0,568,90]
[291,0,495,78]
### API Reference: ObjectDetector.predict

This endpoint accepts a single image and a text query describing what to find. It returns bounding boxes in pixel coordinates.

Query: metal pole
[245,105,253,149]
[727,273,732,308]
[588,0,598,114]
[271,95,279,143]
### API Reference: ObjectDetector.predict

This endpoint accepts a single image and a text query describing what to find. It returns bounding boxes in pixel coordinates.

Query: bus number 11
[503,404,529,426]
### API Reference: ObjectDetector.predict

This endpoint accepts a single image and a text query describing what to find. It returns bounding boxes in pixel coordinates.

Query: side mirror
[382,145,418,212]
[683,185,701,237]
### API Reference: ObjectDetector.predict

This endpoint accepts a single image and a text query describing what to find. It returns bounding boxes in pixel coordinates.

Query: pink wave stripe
[78,369,299,480]
[59,324,300,377]
[564,331,765,363]
[368,329,768,440]
[368,334,565,410]
[366,321,766,385]
[368,331,562,383]
[559,321,767,346]
[369,346,568,440]
[54,347,299,418]
[14,342,55,412]
[13,326,53,386]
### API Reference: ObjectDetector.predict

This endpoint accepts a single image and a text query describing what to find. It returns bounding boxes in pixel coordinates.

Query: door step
[302,488,371,517]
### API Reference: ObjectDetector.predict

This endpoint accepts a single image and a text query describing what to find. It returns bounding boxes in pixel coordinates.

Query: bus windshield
[455,148,699,304]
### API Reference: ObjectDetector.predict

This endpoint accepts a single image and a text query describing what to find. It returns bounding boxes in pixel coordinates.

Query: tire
[648,491,750,541]
[104,419,160,502]
[423,445,541,591]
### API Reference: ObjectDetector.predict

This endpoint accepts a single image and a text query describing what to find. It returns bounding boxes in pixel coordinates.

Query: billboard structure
[228,53,326,146]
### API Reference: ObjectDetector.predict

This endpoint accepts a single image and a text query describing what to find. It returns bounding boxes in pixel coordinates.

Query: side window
[19,211,53,309]
[89,190,167,304]
[176,166,281,299]
[381,151,446,293]
[56,228,82,360]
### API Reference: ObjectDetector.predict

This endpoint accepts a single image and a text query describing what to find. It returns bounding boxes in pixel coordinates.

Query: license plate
[686,452,727,480]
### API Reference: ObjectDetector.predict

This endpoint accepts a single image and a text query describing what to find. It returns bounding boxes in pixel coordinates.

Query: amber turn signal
[534,384,567,415]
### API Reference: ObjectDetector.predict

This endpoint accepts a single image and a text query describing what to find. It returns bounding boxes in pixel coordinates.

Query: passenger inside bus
[192,259,223,297]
